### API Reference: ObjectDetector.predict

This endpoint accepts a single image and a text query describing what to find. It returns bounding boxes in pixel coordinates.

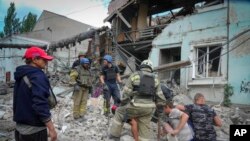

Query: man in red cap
[13,46,57,141]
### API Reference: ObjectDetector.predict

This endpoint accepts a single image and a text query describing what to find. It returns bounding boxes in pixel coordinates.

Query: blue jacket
[13,65,51,126]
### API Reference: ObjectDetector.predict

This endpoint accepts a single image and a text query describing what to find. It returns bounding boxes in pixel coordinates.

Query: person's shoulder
[73,65,81,71]
[185,104,195,109]
[172,108,183,114]
[74,59,79,63]
[169,108,182,117]
[172,108,181,112]
[112,65,119,70]
[130,72,140,80]
[30,71,48,82]
[132,71,140,76]
[101,65,107,70]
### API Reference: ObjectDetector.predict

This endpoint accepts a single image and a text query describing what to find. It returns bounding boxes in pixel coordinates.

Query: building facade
[149,0,250,105]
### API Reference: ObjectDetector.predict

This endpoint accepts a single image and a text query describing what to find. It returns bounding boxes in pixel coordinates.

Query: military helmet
[140,59,153,70]
[78,51,86,57]
[103,55,112,63]
[80,58,90,64]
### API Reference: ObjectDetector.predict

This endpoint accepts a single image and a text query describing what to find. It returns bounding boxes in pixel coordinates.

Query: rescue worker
[71,51,86,69]
[176,93,222,141]
[109,60,166,141]
[100,55,122,115]
[69,58,92,120]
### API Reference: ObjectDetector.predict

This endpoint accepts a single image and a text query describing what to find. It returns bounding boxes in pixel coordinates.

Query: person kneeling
[162,101,193,141]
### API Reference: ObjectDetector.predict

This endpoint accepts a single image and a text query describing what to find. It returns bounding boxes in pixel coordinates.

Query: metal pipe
[226,0,230,80]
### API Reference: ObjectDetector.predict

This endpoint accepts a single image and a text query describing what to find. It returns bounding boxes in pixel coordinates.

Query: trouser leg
[109,106,126,137]
[15,129,48,141]
[126,105,155,141]
[110,84,121,106]
[73,87,83,119]
[79,87,89,116]
[103,86,111,114]
[137,114,153,141]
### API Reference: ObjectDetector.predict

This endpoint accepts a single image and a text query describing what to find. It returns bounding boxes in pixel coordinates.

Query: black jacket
[13,65,51,126]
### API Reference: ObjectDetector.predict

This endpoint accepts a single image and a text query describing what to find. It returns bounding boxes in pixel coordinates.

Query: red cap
[24,46,53,61]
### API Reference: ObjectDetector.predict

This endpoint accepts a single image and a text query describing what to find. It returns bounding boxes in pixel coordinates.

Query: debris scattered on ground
[1,80,250,141]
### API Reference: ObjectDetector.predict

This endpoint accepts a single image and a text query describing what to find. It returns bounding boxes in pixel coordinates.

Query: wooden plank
[153,60,191,71]
[121,60,191,79]
[116,11,131,28]
[0,43,46,49]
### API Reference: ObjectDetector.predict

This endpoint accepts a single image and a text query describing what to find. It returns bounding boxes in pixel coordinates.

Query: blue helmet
[80,58,90,64]
[103,55,112,63]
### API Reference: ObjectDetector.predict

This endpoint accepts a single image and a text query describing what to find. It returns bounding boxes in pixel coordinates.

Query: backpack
[138,71,156,96]
[23,75,57,109]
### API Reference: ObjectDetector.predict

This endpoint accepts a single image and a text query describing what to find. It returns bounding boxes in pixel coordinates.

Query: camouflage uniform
[110,68,166,141]
[185,104,217,141]
[70,65,92,119]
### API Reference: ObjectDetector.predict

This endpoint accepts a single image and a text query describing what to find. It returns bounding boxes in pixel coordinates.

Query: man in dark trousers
[13,46,57,141]
[100,55,122,115]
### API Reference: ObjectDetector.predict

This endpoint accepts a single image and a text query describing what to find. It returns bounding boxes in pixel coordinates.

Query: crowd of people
[13,46,222,141]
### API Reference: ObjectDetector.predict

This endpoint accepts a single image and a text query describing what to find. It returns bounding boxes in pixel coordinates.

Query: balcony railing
[116,24,167,42]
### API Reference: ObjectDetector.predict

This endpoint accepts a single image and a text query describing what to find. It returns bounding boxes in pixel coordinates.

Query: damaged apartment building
[105,0,250,105]
[0,10,108,84]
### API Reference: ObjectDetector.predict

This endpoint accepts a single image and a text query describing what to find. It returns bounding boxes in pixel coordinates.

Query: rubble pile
[0,91,15,141]
[52,94,110,141]
[1,82,250,141]
[51,91,158,141]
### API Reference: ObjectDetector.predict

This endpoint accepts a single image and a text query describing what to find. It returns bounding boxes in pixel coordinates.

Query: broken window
[196,45,222,78]
[159,47,181,85]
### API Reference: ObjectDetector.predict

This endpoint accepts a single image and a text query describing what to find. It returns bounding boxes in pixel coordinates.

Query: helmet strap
[140,64,153,72]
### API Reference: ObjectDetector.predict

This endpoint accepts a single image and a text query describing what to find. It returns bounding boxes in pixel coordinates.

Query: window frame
[192,42,224,79]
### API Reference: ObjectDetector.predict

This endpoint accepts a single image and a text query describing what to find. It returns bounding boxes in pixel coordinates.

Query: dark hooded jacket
[13,65,51,126]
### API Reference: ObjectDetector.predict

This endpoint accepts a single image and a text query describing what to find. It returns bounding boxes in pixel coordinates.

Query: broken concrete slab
[173,93,193,105]
[0,111,5,119]
[120,134,134,141]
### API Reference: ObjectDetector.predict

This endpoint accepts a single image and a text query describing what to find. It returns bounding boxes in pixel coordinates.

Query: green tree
[223,84,234,107]
[0,32,4,38]
[4,2,20,36]
[20,12,37,33]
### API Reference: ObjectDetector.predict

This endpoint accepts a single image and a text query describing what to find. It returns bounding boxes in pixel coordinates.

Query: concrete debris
[1,83,250,141]
[172,93,193,105]
[123,57,136,75]
[0,83,8,95]
[120,134,134,141]
[0,111,6,119]
[0,99,4,105]
[231,107,250,124]
[50,87,161,141]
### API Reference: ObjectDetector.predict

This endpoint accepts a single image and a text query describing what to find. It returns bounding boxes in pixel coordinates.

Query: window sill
[196,3,227,14]
[188,77,227,86]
